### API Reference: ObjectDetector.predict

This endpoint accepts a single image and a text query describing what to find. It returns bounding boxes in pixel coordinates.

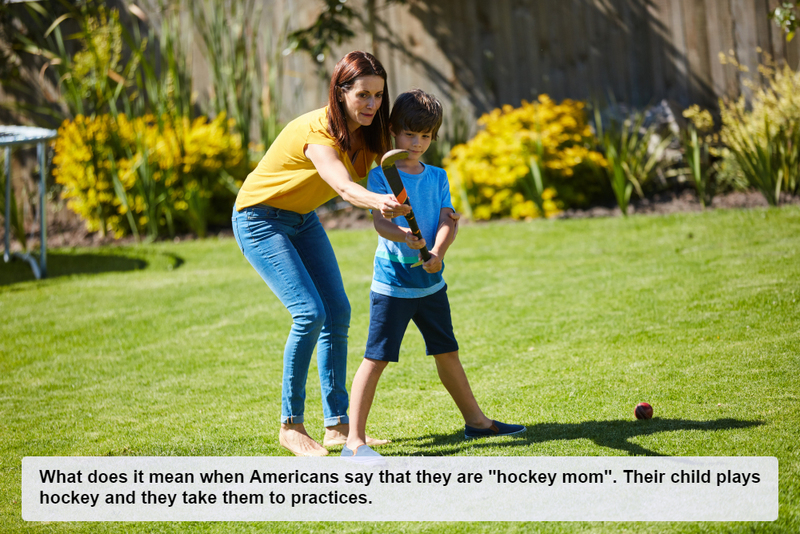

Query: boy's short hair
[389,89,444,140]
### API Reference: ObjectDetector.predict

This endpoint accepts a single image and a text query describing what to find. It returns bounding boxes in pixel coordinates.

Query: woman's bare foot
[323,423,391,447]
[279,423,328,457]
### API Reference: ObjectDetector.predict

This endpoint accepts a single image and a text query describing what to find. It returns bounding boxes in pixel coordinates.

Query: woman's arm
[305,144,410,219]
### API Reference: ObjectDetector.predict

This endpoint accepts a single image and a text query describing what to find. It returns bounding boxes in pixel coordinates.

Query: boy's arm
[372,211,427,250]
[422,208,457,274]
[367,167,427,250]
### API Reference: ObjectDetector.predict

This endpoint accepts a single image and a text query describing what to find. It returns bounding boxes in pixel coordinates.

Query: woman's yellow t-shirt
[235,107,376,213]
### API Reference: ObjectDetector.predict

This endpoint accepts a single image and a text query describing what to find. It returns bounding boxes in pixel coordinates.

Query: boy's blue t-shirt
[367,164,454,298]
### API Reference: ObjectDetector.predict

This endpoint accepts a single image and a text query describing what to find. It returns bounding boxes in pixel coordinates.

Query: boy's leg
[338,292,413,451]
[432,351,493,429]
[345,358,389,449]
[435,351,527,439]
[407,288,492,428]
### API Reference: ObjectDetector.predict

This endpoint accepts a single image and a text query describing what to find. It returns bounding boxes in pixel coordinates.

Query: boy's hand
[447,210,461,239]
[405,231,427,250]
[421,251,443,273]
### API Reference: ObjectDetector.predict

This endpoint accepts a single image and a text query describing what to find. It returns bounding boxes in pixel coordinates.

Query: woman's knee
[328,293,351,328]
[292,303,327,334]
[338,297,352,326]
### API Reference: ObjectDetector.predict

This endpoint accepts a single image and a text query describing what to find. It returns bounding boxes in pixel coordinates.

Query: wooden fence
[5,0,800,127]
[276,0,800,123]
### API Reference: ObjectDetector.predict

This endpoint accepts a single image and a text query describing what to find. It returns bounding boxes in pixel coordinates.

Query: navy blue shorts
[364,286,459,362]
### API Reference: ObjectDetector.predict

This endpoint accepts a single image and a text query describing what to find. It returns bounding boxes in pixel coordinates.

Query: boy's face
[390,128,433,163]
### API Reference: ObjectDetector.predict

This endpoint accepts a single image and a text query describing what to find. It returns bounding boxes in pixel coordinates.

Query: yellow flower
[53,111,246,237]
[446,95,602,219]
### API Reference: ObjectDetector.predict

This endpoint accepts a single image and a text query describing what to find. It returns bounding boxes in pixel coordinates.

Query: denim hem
[281,415,305,424]
[323,415,349,427]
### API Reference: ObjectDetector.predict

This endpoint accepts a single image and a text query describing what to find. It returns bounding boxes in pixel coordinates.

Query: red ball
[635,402,653,420]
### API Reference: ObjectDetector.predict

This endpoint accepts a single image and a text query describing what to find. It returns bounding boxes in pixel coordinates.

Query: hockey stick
[380,149,430,268]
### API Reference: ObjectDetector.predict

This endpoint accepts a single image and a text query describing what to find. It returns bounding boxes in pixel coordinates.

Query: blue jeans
[232,204,350,426]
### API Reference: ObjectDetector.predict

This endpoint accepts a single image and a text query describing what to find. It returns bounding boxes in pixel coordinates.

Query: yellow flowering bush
[53,113,245,238]
[719,54,800,140]
[718,56,800,202]
[445,95,606,220]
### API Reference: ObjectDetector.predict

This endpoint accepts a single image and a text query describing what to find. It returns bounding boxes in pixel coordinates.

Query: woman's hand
[376,195,411,219]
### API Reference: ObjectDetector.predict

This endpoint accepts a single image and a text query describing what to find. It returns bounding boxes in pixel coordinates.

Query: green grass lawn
[2,207,799,533]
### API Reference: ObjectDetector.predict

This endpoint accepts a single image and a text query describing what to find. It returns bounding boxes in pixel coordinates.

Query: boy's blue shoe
[464,420,526,440]
[341,444,385,466]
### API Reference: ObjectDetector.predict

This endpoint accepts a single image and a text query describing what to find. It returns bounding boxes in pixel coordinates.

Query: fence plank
[627,1,654,106]
[495,0,519,105]
[705,0,739,98]
[569,0,591,102]
[534,0,554,97]
[766,0,789,64]
[682,0,714,107]
[518,0,537,103]
[646,0,668,101]
[731,0,760,97]
[788,25,800,69]
[753,0,774,60]
[584,0,603,102]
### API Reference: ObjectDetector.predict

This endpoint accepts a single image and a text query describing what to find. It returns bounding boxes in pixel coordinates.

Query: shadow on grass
[0,251,184,286]
[393,418,764,456]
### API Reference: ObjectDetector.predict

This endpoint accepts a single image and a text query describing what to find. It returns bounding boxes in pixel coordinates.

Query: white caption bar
[22,456,777,522]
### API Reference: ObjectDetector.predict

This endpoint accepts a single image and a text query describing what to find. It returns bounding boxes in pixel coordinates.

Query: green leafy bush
[679,106,720,208]
[593,108,672,216]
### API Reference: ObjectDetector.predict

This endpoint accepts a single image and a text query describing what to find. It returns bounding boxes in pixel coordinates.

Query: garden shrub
[53,113,246,238]
[718,56,800,203]
[444,95,607,220]
[593,107,673,216]
[680,105,719,207]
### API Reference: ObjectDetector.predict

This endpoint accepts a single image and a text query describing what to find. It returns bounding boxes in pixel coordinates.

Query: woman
[232,51,410,456]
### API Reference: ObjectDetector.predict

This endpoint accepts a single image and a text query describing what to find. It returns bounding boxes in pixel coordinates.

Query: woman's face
[339,75,385,132]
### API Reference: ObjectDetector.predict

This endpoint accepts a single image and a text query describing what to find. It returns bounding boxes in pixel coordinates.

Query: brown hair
[389,89,444,140]
[327,51,392,155]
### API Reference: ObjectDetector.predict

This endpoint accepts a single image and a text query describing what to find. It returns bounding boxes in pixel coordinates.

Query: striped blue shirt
[367,164,454,298]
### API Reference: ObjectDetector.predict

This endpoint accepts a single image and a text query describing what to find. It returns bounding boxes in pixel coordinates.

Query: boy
[342,89,526,459]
